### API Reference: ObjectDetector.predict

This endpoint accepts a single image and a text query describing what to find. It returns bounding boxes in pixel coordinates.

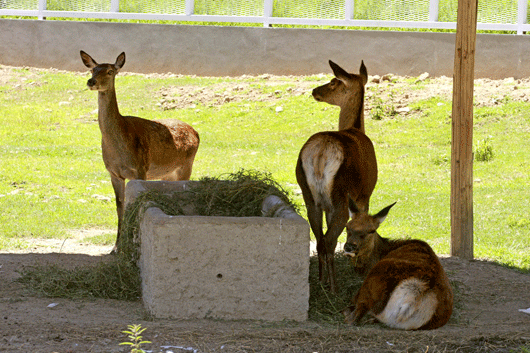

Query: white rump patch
[301,141,343,211]
[374,277,438,330]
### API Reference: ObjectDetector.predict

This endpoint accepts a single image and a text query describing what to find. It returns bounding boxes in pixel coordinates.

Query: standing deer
[80,51,200,252]
[295,60,377,293]
[343,202,453,330]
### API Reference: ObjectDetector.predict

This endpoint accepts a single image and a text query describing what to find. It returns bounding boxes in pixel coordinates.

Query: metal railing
[1,0,529,34]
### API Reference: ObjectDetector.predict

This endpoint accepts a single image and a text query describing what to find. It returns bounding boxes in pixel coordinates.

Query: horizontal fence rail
[1,0,530,34]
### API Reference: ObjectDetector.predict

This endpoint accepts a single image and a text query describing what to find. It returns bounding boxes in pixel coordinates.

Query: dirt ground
[1,242,529,353]
[1,67,530,352]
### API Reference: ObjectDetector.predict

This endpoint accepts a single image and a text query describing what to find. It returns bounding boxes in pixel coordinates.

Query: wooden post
[451,0,477,259]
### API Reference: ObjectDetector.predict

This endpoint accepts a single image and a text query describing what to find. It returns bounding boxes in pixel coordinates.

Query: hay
[190,169,297,217]
[308,252,365,323]
[16,258,140,301]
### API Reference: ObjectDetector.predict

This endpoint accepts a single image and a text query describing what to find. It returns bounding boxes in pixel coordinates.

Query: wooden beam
[451,0,477,259]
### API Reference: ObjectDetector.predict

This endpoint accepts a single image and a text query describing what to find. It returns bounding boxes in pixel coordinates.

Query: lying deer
[295,60,377,293]
[80,51,200,252]
[343,202,453,330]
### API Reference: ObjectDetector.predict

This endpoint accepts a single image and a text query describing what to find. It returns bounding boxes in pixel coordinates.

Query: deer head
[312,60,368,131]
[80,51,126,92]
[343,201,396,274]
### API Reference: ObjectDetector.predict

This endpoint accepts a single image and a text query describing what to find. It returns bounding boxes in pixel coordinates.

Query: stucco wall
[1,18,530,79]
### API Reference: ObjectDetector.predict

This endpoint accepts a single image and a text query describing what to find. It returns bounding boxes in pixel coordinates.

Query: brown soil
[1,241,529,353]
[1,67,529,352]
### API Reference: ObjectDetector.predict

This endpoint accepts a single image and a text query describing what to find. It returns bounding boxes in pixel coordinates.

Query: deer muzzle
[343,242,358,257]
[312,89,323,102]
[87,78,98,90]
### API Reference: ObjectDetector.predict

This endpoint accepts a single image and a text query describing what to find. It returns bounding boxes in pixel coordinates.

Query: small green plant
[507,216,530,229]
[432,154,449,166]
[474,136,494,162]
[370,96,386,120]
[370,92,397,120]
[120,324,151,353]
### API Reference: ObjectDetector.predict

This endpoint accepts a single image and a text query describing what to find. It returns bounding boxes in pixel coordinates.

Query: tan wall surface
[2,19,530,79]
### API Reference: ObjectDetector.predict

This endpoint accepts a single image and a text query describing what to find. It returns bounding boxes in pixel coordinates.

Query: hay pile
[308,253,365,323]
[16,259,140,301]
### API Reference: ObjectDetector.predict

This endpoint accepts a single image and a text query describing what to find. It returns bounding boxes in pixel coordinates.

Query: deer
[80,51,200,253]
[342,202,454,330]
[295,60,377,293]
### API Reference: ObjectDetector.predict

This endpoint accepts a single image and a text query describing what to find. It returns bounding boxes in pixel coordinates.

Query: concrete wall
[126,180,310,322]
[1,18,530,79]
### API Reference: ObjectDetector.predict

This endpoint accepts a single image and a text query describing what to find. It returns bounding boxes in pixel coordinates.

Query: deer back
[362,240,453,330]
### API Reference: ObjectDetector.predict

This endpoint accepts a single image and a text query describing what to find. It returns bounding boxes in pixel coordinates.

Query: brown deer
[295,60,377,293]
[343,202,453,330]
[80,51,200,252]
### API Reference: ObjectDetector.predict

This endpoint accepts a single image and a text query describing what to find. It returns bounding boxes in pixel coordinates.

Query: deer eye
[107,70,114,75]
[329,79,339,88]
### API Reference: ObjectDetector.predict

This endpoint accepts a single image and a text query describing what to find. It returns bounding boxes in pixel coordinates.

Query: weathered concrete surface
[126,180,310,322]
[2,18,530,79]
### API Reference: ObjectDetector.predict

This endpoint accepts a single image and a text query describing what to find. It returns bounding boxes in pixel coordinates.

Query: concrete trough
[125,180,310,322]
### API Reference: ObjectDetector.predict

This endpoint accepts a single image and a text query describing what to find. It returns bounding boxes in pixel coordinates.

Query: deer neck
[338,93,365,133]
[379,237,415,257]
[97,88,124,135]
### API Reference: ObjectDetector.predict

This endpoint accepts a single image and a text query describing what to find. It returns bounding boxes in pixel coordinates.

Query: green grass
[0,66,529,272]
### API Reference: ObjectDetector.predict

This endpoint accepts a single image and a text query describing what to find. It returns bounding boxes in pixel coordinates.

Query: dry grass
[308,253,365,323]
[16,258,140,300]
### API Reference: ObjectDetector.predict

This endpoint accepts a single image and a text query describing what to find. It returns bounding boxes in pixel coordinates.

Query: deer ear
[329,60,352,86]
[374,202,397,225]
[348,198,360,218]
[359,60,368,85]
[80,50,97,69]
[115,52,126,71]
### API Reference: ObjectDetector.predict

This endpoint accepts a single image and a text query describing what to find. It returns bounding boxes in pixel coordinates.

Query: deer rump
[299,130,377,212]
[345,240,453,330]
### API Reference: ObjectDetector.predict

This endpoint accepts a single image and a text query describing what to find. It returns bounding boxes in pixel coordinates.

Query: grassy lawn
[0,65,528,271]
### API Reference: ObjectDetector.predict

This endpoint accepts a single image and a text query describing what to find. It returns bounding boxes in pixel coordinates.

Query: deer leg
[344,286,371,325]
[172,162,193,181]
[110,174,125,254]
[304,200,325,283]
[323,203,349,293]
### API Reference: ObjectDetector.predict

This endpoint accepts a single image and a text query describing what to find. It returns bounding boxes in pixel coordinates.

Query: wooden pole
[451,0,477,260]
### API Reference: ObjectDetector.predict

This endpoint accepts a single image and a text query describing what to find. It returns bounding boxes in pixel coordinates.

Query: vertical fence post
[185,0,194,16]
[451,0,477,260]
[345,0,354,20]
[517,0,528,35]
[37,0,46,20]
[429,0,440,22]
[264,0,273,27]
[110,0,119,13]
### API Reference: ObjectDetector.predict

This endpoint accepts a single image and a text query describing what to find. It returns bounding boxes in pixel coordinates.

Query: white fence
[1,0,530,34]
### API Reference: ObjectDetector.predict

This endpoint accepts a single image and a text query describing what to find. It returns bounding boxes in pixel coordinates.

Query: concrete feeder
[125,180,310,322]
